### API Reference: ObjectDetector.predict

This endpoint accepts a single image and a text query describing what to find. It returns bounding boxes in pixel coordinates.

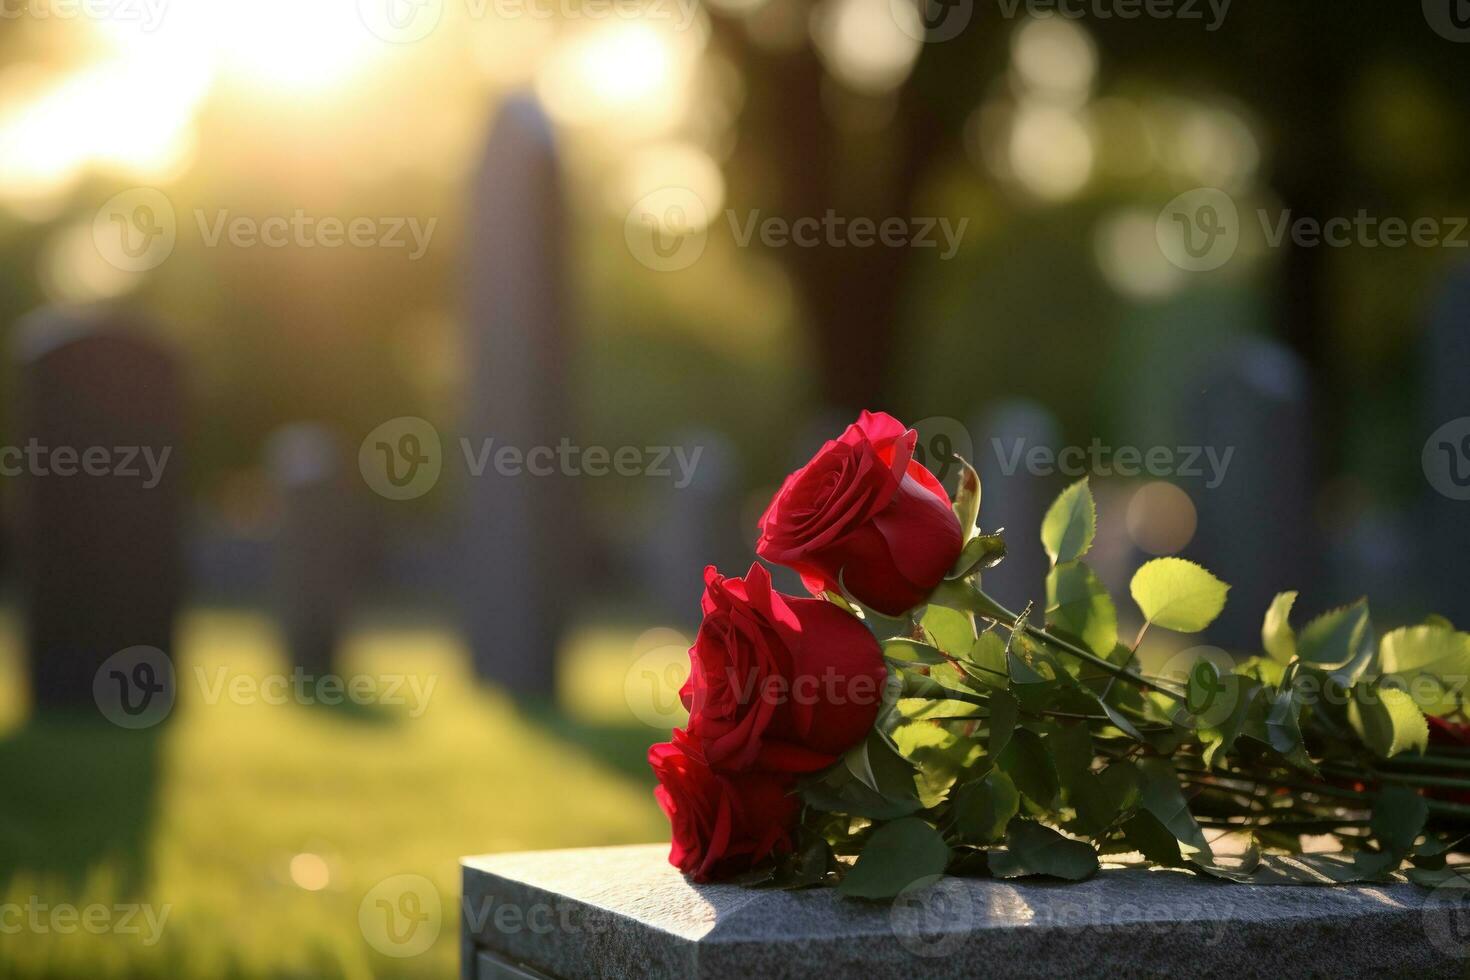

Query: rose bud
[682,562,887,773]
[648,732,800,881]
[756,410,963,616]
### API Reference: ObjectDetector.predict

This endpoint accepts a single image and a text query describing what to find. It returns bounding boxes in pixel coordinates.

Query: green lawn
[0,609,679,979]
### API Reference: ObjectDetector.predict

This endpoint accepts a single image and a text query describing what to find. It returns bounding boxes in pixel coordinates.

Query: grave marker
[1183,338,1316,649]
[461,845,1454,979]
[1423,263,1470,627]
[266,423,357,677]
[12,307,184,712]
[461,94,581,697]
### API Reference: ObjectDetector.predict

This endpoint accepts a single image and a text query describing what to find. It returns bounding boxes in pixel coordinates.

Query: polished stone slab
[461,844,1461,979]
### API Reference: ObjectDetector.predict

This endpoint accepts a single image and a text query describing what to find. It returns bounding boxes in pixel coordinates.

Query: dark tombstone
[12,307,184,712]
[971,400,1061,614]
[266,423,356,678]
[1423,262,1470,627]
[643,429,740,624]
[461,93,581,697]
[1183,337,1316,649]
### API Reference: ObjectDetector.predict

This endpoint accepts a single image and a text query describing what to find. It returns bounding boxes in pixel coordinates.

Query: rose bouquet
[649,411,1470,897]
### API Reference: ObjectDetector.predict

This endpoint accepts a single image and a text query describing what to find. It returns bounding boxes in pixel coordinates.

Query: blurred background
[1,1,1468,975]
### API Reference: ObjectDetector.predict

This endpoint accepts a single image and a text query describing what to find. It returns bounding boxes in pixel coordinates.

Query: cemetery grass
[0,608,670,979]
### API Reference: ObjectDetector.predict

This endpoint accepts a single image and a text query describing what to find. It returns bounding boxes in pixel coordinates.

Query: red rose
[649,732,800,881]
[1429,715,1470,747]
[681,562,887,773]
[1417,717,1470,804]
[757,411,964,616]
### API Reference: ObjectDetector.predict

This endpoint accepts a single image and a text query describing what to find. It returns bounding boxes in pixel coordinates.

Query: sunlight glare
[0,56,208,216]
[95,0,383,96]
[537,23,691,132]
[810,0,922,94]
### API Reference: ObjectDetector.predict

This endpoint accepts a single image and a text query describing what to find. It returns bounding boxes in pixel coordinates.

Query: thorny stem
[972,587,1188,701]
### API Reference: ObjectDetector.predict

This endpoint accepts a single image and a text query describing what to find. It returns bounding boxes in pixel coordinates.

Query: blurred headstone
[1423,263,1470,627]
[12,308,184,711]
[461,93,581,697]
[643,430,740,624]
[971,401,1060,614]
[267,423,356,677]
[1183,338,1316,649]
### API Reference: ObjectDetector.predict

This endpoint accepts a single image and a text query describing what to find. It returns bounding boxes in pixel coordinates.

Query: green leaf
[1262,591,1298,664]
[802,763,922,821]
[1093,696,1146,743]
[1048,723,1140,835]
[896,667,949,701]
[949,533,1007,580]
[962,631,1008,689]
[1348,685,1429,759]
[1046,721,1094,788]
[921,604,975,657]
[891,723,984,808]
[1200,677,1262,768]
[844,730,922,802]
[882,638,949,667]
[989,820,1099,881]
[1409,867,1470,888]
[998,728,1058,810]
[1041,478,1096,566]
[837,818,951,899]
[1185,660,1223,717]
[1045,561,1119,657]
[987,687,1019,757]
[823,591,863,618]
[1298,600,1375,684]
[952,771,1019,844]
[1122,811,1183,865]
[1379,624,1470,718]
[777,834,835,890]
[1129,558,1229,633]
[1005,633,1060,713]
[895,698,981,722]
[1241,687,1316,772]
[951,455,981,543]
[1137,759,1212,862]
[1370,785,1429,859]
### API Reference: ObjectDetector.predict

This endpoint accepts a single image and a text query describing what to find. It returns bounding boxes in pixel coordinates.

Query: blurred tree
[711,2,1470,440]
